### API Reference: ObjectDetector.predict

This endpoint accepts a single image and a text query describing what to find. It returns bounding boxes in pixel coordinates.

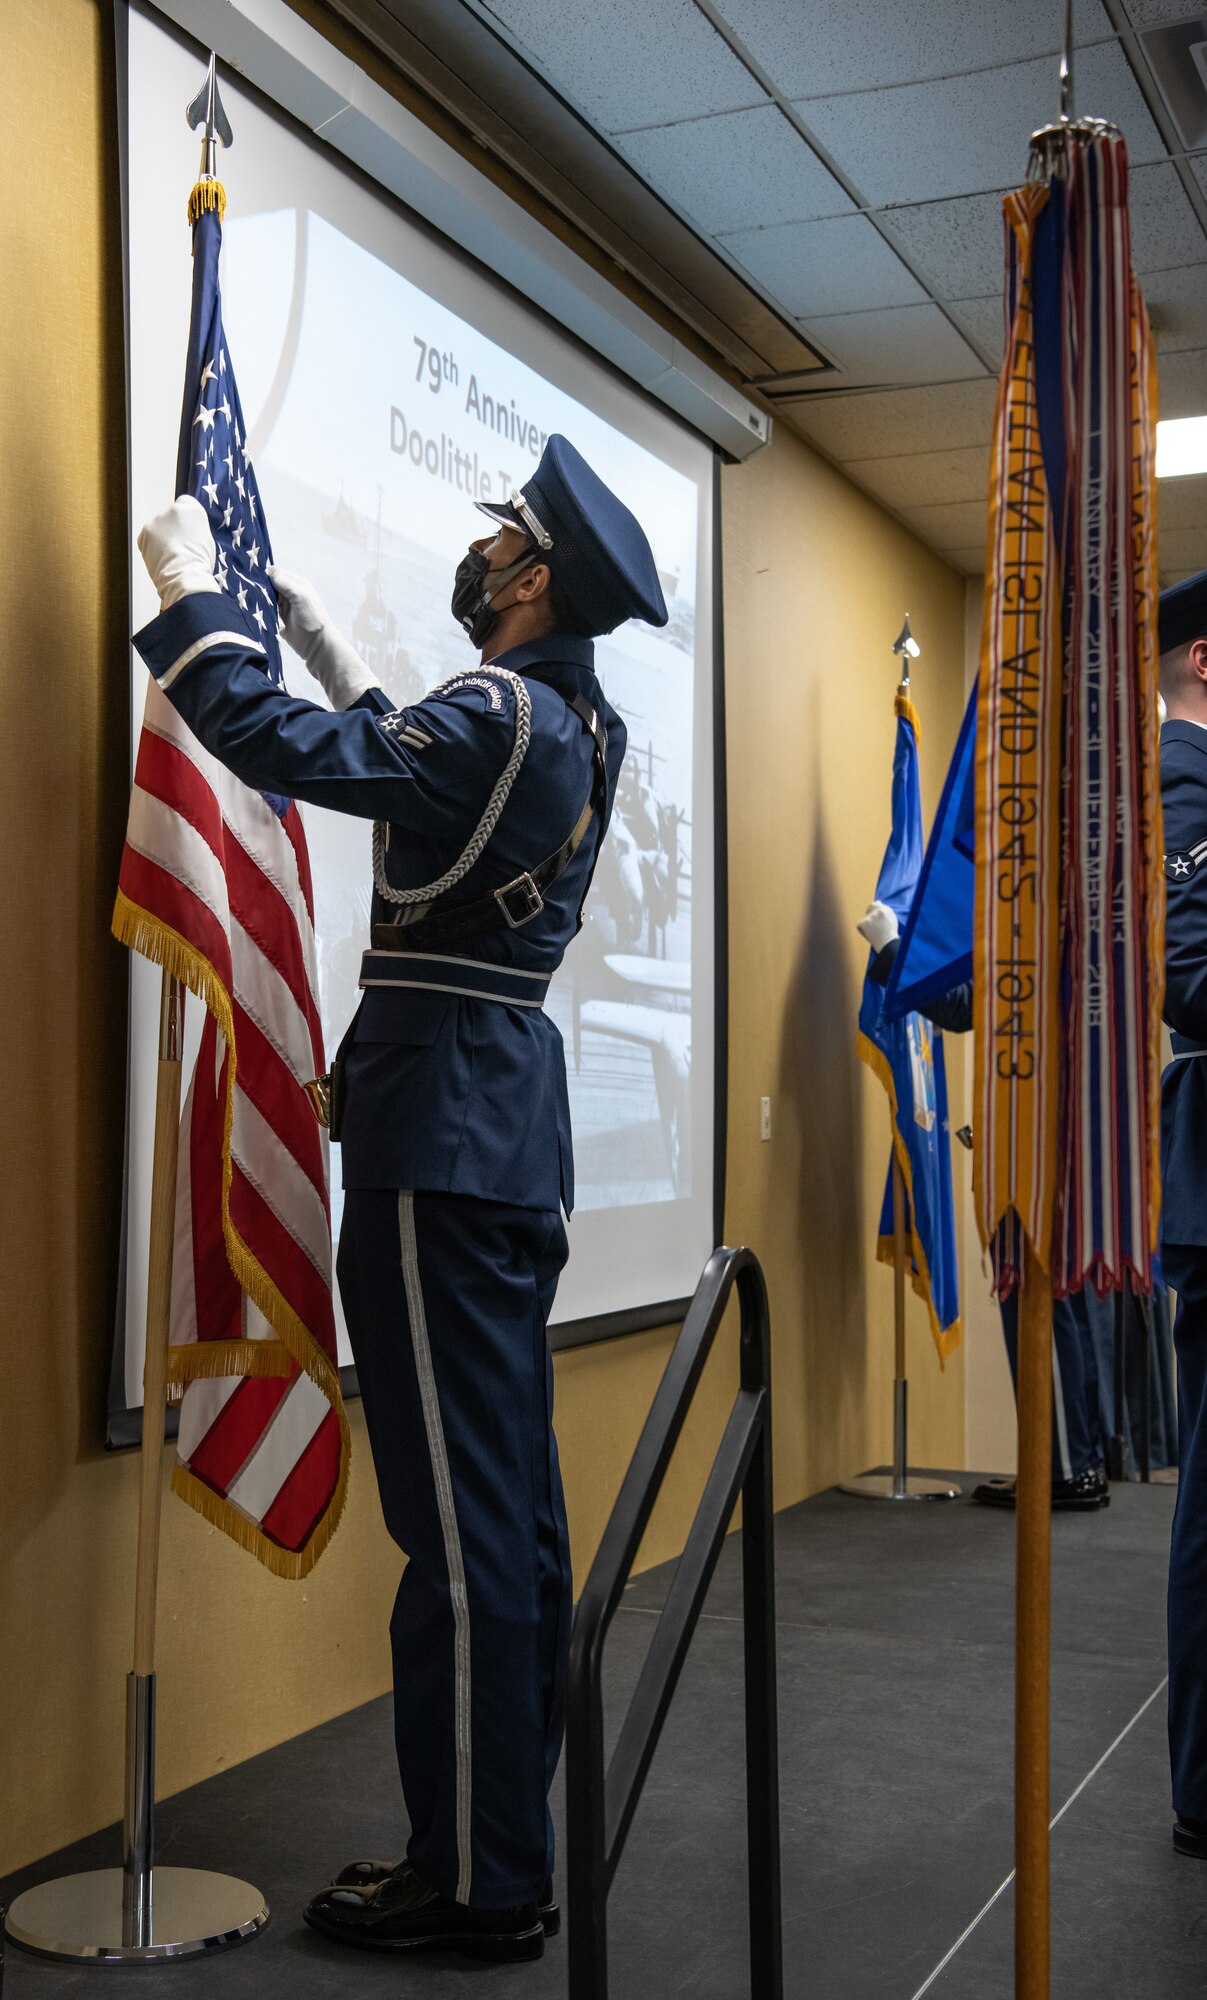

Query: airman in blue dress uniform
[1158,569,1207,1859]
[135,435,667,1960]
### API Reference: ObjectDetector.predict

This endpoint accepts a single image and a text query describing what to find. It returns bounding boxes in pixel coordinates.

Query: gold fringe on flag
[112,886,351,1579]
[187,177,226,226]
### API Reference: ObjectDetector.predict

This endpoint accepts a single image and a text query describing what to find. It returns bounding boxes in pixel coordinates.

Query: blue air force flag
[883,679,976,1023]
[857,691,961,1363]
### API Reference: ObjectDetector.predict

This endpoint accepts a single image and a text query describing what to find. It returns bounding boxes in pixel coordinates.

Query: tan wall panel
[1,0,970,1876]
[720,431,969,1501]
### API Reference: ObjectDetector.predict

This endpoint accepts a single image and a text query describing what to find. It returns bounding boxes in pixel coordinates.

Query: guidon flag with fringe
[113,178,349,1577]
[974,126,1163,1301]
[858,687,962,1364]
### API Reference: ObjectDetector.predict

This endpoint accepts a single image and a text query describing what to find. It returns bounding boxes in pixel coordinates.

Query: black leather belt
[359,950,551,1008]
[1170,1031,1207,1058]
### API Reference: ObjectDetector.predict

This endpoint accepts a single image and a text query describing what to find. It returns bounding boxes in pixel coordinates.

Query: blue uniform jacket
[1161,719,1207,1248]
[133,592,627,1214]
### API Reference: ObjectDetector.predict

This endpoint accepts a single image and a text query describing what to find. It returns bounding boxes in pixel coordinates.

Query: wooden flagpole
[1015,1244,1053,1998]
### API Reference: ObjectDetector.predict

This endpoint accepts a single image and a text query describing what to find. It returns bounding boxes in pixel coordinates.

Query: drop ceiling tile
[1188,155,1207,203]
[1157,474,1207,530]
[719,213,927,316]
[878,191,1007,299]
[798,43,1162,210]
[1128,163,1207,272]
[948,295,1007,363]
[845,442,992,508]
[896,498,990,551]
[794,302,986,386]
[1157,525,1207,569]
[1155,346,1207,418]
[879,164,1203,304]
[1144,265,1207,353]
[480,0,763,131]
[1126,0,1207,22]
[782,375,999,458]
[613,106,854,234]
[708,0,1112,98]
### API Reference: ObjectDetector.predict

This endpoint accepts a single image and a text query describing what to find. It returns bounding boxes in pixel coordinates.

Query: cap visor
[474,499,521,529]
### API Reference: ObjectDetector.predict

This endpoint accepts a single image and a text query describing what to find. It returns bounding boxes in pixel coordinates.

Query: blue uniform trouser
[1162,1241,1207,1821]
[337,1189,571,1907]
[999,1287,1105,1478]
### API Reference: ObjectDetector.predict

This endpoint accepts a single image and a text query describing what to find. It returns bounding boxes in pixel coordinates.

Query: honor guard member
[135,435,667,1960]
[1158,567,1207,1858]
[856,903,1110,1509]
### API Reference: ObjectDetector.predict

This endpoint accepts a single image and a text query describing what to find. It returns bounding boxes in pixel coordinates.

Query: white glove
[857,900,899,954]
[268,564,380,711]
[138,495,221,610]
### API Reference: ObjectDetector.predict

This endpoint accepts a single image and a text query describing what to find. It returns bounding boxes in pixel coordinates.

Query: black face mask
[451,543,538,649]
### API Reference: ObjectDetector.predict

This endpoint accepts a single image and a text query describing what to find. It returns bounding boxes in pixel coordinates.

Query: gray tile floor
[2,1473,1198,1998]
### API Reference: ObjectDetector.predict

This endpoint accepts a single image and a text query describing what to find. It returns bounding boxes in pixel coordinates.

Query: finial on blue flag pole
[185,52,232,224]
[893,614,920,691]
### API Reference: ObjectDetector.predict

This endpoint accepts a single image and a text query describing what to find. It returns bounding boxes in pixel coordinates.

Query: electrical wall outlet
[760,1096,772,1141]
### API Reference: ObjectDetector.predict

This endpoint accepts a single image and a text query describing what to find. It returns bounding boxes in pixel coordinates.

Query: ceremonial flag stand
[5,974,268,1963]
[839,1150,960,1501]
[4,65,269,1968]
[842,622,960,1503]
[975,11,1162,1991]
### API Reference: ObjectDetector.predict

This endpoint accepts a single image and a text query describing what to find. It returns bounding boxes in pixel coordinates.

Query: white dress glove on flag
[857,900,900,954]
[138,495,222,610]
[268,564,381,711]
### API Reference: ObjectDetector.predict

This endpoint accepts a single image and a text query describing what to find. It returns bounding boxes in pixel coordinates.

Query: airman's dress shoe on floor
[304,1860,545,1960]
[1173,1816,1207,1858]
[971,1467,1110,1511]
[330,1855,560,1935]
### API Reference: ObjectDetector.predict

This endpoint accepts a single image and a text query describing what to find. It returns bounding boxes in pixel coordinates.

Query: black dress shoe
[971,1467,1110,1511]
[331,1857,560,1936]
[1174,1818,1207,1858]
[304,1860,544,1960]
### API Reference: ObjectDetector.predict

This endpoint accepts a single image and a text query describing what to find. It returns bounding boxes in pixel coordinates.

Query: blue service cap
[1159,568,1207,654]
[475,433,668,637]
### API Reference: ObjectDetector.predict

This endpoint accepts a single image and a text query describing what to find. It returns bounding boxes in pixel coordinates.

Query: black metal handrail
[566,1245,782,1999]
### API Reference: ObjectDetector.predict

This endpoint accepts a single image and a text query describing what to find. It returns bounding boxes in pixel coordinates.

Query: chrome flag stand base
[4,1867,268,1966]
[838,1381,961,1502]
[4,1671,268,1964]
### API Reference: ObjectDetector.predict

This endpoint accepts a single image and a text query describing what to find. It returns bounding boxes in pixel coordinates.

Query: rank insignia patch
[1165,850,1204,882]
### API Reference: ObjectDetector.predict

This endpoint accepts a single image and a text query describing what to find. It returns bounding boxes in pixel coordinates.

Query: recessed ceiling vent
[1142,17,1207,151]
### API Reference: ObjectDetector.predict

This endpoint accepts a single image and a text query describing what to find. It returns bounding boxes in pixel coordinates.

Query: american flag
[113,187,349,1576]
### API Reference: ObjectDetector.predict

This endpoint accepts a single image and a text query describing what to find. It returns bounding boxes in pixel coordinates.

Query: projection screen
[115,2,720,1416]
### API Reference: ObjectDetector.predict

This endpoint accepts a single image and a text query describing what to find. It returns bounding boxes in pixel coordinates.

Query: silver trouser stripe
[397,1191,473,1903]
[1051,1334,1072,1482]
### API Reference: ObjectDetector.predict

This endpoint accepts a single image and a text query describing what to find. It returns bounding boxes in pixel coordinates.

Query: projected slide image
[223,210,698,1216]
[124,1,716,1367]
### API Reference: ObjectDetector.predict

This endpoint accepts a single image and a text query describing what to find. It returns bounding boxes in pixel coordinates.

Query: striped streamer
[974,128,1163,1299]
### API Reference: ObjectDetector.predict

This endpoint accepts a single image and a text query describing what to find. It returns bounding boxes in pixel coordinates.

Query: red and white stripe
[120,678,347,1573]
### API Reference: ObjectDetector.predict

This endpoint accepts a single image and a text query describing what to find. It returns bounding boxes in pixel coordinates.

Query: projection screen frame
[107,0,730,1445]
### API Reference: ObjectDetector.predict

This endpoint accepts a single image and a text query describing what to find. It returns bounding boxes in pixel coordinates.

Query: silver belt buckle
[495,872,544,928]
